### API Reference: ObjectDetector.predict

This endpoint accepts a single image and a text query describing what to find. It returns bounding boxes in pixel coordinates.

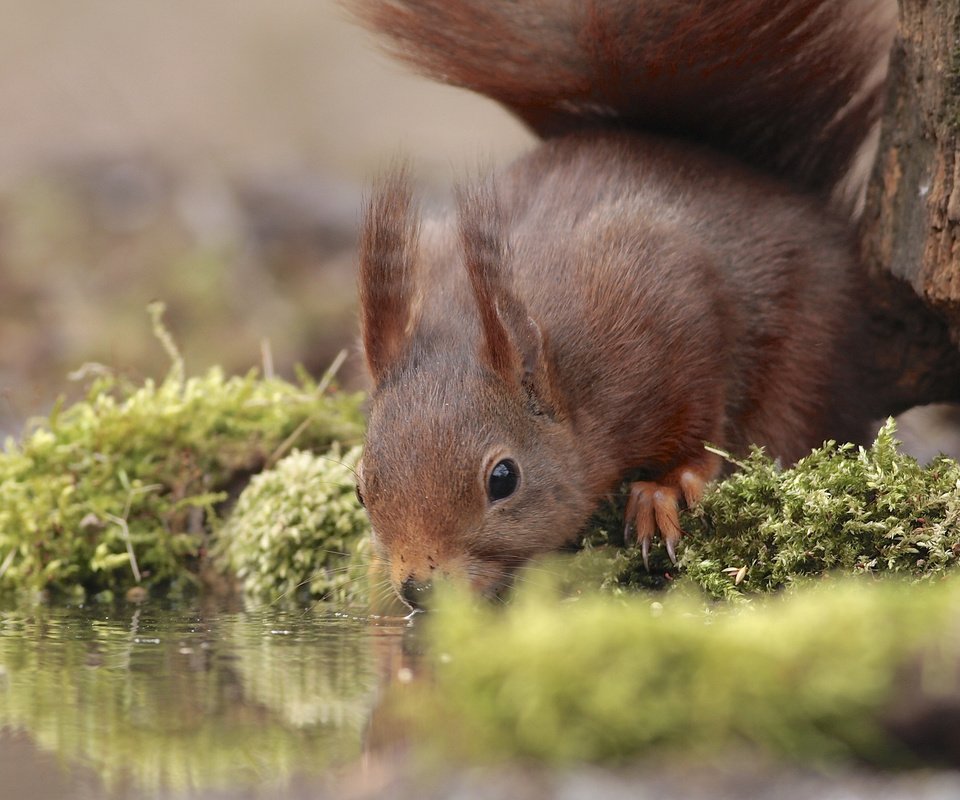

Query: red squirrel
[347,0,899,609]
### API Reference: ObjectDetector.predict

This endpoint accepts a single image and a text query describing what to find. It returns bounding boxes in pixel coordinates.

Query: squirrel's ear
[514,315,567,421]
[457,182,565,419]
[359,168,420,384]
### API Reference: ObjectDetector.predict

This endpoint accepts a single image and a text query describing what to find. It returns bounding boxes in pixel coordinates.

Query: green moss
[217,446,370,606]
[390,423,960,767]
[586,420,960,600]
[0,304,364,600]
[405,576,960,766]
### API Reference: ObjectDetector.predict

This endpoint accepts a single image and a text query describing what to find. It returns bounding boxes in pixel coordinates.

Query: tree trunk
[860,0,960,411]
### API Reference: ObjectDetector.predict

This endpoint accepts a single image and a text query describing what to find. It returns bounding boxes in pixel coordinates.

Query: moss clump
[588,421,960,600]
[217,446,370,606]
[406,576,960,766]
[0,305,364,600]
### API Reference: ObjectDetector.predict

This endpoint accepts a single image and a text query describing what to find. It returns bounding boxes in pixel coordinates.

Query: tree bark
[860,0,960,410]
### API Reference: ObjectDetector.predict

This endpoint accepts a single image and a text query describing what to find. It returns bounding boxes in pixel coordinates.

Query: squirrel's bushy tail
[347,0,896,218]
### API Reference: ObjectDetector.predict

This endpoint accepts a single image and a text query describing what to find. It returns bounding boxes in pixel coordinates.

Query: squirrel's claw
[665,537,677,565]
[625,480,683,570]
[624,455,719,569]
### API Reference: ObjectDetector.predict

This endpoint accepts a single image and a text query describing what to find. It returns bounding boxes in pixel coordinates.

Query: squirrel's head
[355,169,592,610]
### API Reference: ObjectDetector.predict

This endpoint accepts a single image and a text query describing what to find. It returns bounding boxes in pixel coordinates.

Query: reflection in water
[0,601,414,797]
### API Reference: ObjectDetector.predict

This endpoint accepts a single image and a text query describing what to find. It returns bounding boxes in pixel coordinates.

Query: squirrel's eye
[488,458,520,502]
[355,484,366,508]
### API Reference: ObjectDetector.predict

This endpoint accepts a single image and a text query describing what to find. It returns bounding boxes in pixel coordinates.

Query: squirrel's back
[412,131,864,471]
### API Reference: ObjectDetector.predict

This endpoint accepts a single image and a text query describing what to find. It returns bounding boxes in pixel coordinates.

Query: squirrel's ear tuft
[457,182,565,419]
[457,181,518,380]
[359,166,420,384]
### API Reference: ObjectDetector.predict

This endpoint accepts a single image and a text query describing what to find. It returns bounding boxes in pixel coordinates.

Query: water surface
[0,600,413,799]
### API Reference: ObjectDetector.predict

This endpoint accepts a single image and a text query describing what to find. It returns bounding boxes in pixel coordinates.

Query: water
[0,600,414,799]
[5,602,960,800]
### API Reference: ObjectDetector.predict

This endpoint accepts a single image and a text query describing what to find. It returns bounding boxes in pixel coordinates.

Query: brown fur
[349,1,899,606]
[347,0,896,218]
[358,167,421,383]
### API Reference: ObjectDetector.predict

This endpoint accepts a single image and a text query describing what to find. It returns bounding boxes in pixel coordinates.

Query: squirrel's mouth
[474,569,515,604]
[391,555,521,611]
[467,554,526,603]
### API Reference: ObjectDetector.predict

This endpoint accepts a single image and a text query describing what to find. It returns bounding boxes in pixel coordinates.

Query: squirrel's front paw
[624,461,714,569]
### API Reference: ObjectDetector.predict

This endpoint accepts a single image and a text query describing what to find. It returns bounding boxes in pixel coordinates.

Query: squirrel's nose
[399,577,433,610]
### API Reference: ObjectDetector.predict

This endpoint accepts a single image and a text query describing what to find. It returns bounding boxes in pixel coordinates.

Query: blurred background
[0,0,956,456]
[0,0,532,437]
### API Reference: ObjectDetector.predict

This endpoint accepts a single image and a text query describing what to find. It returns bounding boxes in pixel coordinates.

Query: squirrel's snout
[398,576,434,610]
[394,558,518,608]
